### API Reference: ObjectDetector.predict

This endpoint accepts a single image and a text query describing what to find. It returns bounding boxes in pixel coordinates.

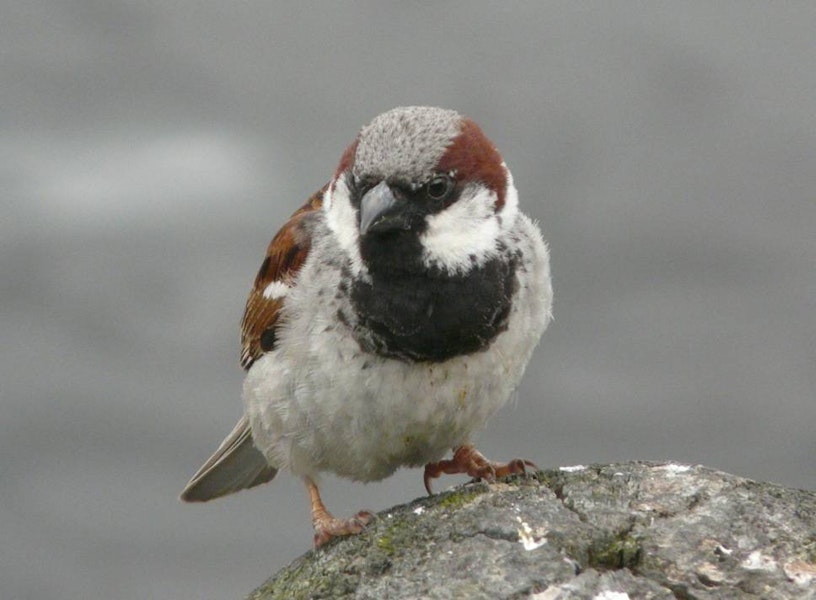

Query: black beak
[359,181,411,235]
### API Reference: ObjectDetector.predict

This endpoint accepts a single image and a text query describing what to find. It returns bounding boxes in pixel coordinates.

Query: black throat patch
[349,250,518,363]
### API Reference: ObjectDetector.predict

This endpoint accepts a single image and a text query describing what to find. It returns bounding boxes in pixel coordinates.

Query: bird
[180,106,553,547]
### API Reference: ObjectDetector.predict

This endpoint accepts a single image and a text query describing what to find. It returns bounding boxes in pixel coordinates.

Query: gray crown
[352,106,463,183]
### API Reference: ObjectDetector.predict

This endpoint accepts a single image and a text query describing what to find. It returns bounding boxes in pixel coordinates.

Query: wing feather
[179,415,277,502]
[179,187,327,502]
[240,186,325,369]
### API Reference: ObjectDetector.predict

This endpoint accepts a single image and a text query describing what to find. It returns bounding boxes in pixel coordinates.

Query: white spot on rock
[742,550,778,572]
[516,516,546,551]
[535,584,629,599]
[659,463,692,476]
[593,592,630,600]
[413,506,425,515]
[559,464,586,473]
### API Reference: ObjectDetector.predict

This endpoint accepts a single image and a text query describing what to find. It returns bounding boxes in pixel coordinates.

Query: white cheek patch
[262,280,290,300]
[324,176,366,275]
[420,185,502,273]
[500,164,519,227]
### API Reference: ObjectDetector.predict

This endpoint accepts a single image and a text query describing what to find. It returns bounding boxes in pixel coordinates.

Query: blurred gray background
[2,2,815,599]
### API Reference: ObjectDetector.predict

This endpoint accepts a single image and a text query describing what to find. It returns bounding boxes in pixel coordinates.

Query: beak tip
[359,181,399,235]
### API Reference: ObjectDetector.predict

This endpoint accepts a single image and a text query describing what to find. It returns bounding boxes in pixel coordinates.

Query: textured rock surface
[247,462,816,599]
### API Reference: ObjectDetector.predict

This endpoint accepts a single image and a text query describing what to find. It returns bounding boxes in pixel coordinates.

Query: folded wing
[180,187,325,502]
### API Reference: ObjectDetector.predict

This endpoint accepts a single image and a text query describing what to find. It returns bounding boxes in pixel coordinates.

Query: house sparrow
[180,106,553,547]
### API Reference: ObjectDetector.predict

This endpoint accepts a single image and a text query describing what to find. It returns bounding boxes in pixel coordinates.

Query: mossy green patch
[586,529,643,571]
[376,533,397,555]
[436,488,483,511]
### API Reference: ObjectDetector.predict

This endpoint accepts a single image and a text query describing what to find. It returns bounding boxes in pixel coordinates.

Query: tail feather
[180,415,277,502]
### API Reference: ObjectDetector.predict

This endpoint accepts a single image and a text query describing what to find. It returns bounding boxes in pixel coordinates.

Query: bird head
[324,106,519,276]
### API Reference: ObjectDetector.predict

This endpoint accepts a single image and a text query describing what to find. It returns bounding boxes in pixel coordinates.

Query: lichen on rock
[247,461,816,599]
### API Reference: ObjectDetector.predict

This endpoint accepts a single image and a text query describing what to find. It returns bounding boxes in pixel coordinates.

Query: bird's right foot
[305,476,373,547]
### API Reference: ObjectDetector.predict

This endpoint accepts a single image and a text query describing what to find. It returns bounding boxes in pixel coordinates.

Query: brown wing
[240,186,326,369]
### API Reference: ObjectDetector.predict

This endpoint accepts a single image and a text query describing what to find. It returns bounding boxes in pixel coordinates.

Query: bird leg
[305,477,373,547]
[423,444,538,495]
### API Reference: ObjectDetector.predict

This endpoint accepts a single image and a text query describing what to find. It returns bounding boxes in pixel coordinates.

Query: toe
[354,511,374,526]
[475,463,497,481]
[313,512,373,548]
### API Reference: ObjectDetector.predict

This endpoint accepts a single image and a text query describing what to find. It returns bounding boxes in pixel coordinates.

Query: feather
[181,188,326,502]
[180,414,276,502]
[239,186,325,369]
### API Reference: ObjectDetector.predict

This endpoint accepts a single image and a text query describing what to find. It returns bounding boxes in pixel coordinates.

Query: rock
[247,461,816,599]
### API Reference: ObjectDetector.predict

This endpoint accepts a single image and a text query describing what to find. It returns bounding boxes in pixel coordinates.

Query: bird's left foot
[423,444,538,494]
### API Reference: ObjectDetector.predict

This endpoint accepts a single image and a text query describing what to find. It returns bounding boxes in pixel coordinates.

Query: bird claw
[306,477,373,547]
[313,510,374,548]
[423,445,538,495]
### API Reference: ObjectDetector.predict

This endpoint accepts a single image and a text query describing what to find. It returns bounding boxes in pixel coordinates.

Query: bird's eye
[426,174,455,201]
